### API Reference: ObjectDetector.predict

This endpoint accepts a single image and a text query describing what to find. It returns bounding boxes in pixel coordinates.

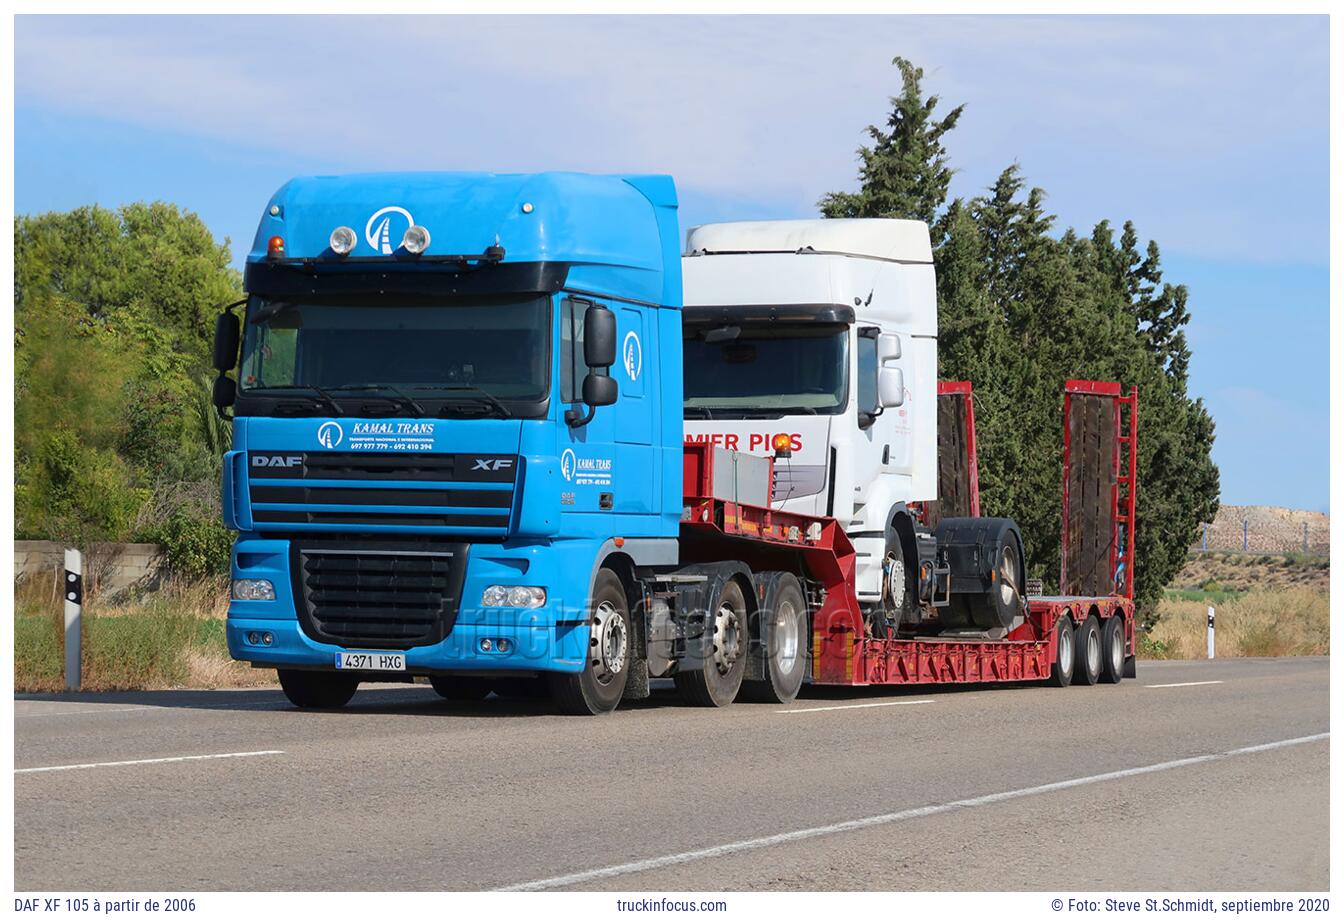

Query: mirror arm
[565,404,596,428]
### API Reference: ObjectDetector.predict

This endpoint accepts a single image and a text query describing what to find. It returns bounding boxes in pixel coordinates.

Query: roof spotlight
[401,225,431,255]
[329,226,357,256]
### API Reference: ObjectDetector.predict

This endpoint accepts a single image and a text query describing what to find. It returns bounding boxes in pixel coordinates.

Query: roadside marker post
[64,548,82,691]
[1206,605,1215,660]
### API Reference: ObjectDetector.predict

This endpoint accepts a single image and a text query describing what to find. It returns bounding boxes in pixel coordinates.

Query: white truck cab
[682,219,938,612]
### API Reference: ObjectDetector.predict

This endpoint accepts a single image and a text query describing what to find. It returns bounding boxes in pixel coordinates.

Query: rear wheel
[278,669,358,709]
[741,574,808,703]
[429,675,493,701]
[1099,616,1125,684]
[1047,616,1075,688]
[548,569,631,716]
[1073,615,1102,686]
[675,579,749,707]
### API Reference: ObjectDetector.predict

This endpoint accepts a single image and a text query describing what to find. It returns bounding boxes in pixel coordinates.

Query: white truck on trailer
[681,219,940,633]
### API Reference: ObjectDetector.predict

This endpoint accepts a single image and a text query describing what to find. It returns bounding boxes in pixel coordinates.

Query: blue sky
[14,14,1330,511]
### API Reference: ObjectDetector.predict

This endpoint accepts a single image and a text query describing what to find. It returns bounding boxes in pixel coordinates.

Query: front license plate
[335,651,406,671]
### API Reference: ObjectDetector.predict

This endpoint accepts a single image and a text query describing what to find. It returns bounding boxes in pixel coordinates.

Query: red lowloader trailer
[668,380,1137,698]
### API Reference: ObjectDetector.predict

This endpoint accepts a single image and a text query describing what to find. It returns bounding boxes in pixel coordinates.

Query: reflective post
[1206,605,1215,660]
[64,548,82,691]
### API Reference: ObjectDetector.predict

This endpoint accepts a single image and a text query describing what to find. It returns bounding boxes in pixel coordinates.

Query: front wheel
[278,669,358,709]
[548,569,632,716]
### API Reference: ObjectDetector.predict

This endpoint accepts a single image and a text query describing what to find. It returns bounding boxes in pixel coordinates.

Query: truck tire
[548,569,632,716]
[1047,616,1075,688]
[278,669,358,709]
[430,676,493,701]
[1073,615,1103,686]
[1099,616,1125,684]
[1123,654,1137,679]
[741,573,808,703]
[675,578,749,707]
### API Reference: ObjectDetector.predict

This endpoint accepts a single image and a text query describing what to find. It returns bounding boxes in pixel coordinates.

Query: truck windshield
[238,293,550,416]
[682,323,848,416]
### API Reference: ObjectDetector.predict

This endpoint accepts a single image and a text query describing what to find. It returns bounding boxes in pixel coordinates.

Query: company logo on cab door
[685,432,802,453]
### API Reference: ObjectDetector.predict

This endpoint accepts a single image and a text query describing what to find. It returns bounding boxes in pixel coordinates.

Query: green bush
[146,508,234,578]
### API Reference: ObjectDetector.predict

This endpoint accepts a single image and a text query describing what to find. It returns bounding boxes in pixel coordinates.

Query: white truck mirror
[879,366,905,408]
[878,333,901,362]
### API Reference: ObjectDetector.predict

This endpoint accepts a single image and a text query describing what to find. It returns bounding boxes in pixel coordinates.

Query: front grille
[248,451,516,534]
[293,539,469,649]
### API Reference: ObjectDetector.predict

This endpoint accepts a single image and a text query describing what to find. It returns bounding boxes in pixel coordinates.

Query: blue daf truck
[215,171,1138,716]
[214,172,687,715]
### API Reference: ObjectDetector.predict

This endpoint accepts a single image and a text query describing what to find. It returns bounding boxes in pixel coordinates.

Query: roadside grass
[1142,587,1329,659]
[13,576,274,692]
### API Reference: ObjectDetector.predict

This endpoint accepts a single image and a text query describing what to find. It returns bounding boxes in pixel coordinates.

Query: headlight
[481,585,546,608]
[401,224,431,255]
[329,225,357,255]
[232,579,276,601]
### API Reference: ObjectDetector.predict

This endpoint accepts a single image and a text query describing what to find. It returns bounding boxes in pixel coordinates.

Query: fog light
[247,631,261,645]
[261,632,273,646]
[329,225,357,255]
[401,224,431,255]
[480,638,493,652]
[233,578,276,601]
[481,585,546,608]
[496,638,511,653]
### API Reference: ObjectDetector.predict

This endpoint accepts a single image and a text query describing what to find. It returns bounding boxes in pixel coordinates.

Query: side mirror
[212,374,237,412]
[214,312,240,371]
[878,367,905,408]
[584,304,616,368]
[582,373,618,408]
[878,333,901,363]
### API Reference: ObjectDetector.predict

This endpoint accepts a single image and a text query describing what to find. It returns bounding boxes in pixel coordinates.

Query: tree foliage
[15,203,241,569]
[822,59,1220,621]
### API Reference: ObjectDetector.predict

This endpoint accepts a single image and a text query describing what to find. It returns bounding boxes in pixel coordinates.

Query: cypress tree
[821,59,1221,622]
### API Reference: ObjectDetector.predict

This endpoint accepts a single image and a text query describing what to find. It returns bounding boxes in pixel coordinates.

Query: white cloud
[14,14,1328,263]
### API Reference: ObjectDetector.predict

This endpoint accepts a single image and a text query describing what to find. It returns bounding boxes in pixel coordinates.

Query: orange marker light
[771,433,793,458]
[267,236,286,259]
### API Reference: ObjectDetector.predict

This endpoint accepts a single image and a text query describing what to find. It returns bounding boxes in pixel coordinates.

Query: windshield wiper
[683,406,717,419]
[252,384,344,416]
[328,383,426,417]
[435,385,511,418]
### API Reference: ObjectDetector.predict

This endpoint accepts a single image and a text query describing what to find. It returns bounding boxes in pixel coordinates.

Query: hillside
[1191,504,1329,556]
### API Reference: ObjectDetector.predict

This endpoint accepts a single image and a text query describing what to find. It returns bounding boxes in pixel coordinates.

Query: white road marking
[781,700,935,714]
[15,707,152,718]
[1145,680,1225,689]
[496,732,1329,891]
[15,750,285,774]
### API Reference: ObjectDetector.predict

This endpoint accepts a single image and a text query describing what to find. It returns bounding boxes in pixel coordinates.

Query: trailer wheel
[675,579,749,707]
[1073,615,1103,686]
[548,569,632,715]
[278,669,358,709]
[741,573,808,704]
[1099,616,1125,684]
[429,676,493,701]
[1047,616,1075,688]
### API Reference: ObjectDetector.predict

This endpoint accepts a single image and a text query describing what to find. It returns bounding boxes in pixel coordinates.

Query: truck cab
[681,220,938,622]
[215,172,684,714]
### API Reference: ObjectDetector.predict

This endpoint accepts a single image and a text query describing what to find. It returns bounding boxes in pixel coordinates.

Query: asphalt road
[13,657,1329,891]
